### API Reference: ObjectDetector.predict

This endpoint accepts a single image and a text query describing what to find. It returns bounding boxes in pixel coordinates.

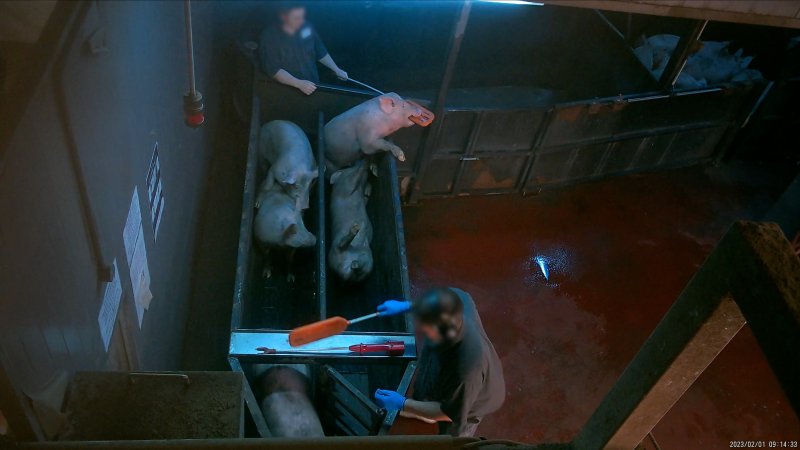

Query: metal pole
[184,0,196,96]
[409,0,472,203]
[658,20,707,91]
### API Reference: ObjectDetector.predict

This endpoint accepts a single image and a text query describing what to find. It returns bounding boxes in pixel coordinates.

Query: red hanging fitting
[183,0,204,128]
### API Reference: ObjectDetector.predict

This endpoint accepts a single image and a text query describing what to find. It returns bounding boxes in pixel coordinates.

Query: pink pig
[323,92,422,171]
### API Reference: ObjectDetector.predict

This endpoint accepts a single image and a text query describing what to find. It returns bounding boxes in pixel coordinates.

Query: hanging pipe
[183,0,204,127]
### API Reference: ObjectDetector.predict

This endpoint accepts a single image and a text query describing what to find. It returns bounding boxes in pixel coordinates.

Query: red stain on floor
[402,165,799,447]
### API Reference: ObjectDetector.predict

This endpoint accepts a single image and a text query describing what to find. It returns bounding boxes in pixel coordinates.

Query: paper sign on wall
[123,187,153,328]
[98,259,122,351]
[146,143,165,240]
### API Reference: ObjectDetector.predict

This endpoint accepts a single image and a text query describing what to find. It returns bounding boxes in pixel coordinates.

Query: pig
[328,161,373,282]
[258,366,324,437]
[259,120,318,210]
[254,181,316,250]
[323,92,422,172]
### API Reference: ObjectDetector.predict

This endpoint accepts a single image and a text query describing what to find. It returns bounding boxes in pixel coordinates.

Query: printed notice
[124,187,153,327]
[146,143,165,240]
[98,259,122,351]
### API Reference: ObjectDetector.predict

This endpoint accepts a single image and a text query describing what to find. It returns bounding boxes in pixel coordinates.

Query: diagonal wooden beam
[572,221,800,450]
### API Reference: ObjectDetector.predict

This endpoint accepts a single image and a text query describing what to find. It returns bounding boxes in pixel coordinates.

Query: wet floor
[402,163,800,446]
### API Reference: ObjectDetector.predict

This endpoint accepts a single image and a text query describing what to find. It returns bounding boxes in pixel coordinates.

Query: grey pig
[323,92,422,172]
[258,120,318,210]
[254,182,316,250]
[258,366,324,438]
[328,161,373,282]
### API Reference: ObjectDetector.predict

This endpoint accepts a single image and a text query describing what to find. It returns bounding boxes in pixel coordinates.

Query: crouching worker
[373,288,505,437]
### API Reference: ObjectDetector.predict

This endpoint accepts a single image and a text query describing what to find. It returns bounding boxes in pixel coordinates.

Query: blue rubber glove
[374,389,406,411]
[377,300,412,316]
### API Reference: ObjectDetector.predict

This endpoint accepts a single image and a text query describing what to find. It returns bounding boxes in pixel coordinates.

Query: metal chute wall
[410,84,757,198]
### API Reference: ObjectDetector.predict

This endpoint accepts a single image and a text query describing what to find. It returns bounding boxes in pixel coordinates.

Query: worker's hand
[295,80,317,95]
[374,389,406,411]
[377,300,412,316]
[333,68,348,80]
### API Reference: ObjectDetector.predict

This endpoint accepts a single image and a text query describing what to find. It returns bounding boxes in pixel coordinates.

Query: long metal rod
[317,111,327,320]
[409,0,472,203]
[348,312,379,325]
[658,19,708,91]
[379,361,417,435]
[230,76,261,332]
[184,0,196,95]
[52,2,112,282]
[347,78,385,95]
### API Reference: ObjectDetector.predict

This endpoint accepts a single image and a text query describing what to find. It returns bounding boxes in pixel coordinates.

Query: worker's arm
[273,69,316,95]
[401,399,451,422]
[374,390,451,423]
[318,54,347,80]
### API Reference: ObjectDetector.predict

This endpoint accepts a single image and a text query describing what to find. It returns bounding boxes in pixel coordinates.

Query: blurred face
[416,321,443,345]
[280,7,306,34]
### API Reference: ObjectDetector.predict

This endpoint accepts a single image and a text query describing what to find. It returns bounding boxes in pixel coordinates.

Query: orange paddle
[289,312,379,347]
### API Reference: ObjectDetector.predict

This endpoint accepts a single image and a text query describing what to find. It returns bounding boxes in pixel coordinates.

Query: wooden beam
[543,1,800,30]
[573,221,800,450]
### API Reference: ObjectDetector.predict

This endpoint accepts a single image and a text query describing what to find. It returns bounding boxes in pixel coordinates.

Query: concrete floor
[402,164,800,446]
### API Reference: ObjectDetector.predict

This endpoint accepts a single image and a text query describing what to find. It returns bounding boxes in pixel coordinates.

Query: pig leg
[287,248,297,283]
[363,138,405,162]
[262,247,272,279]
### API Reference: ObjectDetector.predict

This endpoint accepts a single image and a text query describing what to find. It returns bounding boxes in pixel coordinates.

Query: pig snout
[335,252,373,282]
[400,101,422,127]
[407,101,423,118]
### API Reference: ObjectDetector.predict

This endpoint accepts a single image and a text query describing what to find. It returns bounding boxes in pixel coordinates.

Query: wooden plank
[573,221,800,450]
[544,1,800,29]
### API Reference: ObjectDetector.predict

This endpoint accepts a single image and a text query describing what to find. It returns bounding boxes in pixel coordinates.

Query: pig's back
[260,120,313,165]
[323,104,370,159]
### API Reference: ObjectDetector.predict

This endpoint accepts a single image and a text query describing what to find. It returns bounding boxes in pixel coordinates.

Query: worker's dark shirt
[259,23,328,83]
[412,288,506,437]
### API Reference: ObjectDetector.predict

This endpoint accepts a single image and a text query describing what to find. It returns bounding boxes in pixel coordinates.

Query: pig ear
[379,96,396,114]
[330,170,342,185]
[282,222,298,238]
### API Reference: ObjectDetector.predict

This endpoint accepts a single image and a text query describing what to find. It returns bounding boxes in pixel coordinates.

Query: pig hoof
[394,151,406,162]
[263,267,272,279]
[287,273,295,283]
[370,163,378,177]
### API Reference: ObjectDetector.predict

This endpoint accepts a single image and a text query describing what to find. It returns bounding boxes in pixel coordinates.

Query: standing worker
[374,288,506,437]
[259,2,348,96]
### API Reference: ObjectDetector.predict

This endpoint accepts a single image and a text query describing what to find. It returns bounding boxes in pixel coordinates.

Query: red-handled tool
[257,341,405,356]
[349,341,405,356]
